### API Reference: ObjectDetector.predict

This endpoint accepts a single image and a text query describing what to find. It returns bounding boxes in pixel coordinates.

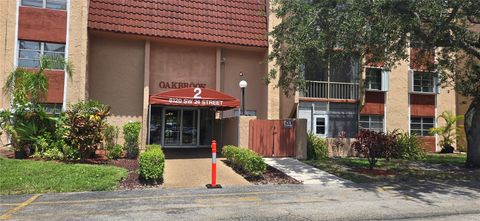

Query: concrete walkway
[163,149,250,188]
[264,157,351,185]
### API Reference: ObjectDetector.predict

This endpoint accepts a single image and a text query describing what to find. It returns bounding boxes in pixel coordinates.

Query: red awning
[149,88,240,110]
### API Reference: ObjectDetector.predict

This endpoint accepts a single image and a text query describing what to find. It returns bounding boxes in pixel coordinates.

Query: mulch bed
[88,150,162,190]
[222,160,302,185]
[351,168,396,176]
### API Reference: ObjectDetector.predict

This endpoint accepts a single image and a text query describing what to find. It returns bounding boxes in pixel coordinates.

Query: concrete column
[238,116,256,148]
[295,119,307,160]
[215,47,221,91]
[0,0,17,109]
[267,2,281,120]
[66,0,89,104]
[385,59,410,132]
[140,40,151,150]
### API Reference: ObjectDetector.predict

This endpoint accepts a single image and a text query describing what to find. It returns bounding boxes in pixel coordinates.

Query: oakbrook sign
[158,81,206,89]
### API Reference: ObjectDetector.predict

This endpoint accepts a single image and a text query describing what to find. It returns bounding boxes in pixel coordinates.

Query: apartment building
[0,0,461,152]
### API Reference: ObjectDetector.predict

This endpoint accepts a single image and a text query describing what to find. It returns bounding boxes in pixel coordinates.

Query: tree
[1,56,72,157]
[3,56,72,106]
[268,0,480,168]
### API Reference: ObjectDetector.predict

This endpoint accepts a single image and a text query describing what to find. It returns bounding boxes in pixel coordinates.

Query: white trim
[407,39,411,135]
[313,115,328,138]
[383,90,387,132]
[434,89,438,151]
[147,105,151,144]
[62,0,70,111]
[13,0,20,68]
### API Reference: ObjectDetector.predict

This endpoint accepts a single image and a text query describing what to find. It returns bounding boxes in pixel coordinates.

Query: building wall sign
[158,81,206,89]
[150,87,240,110]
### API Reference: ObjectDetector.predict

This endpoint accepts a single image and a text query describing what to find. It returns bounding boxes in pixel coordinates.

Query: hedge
[222,145,266,177]
[139,147,165,181]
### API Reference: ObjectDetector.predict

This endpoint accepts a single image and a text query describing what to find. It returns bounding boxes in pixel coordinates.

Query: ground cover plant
[304,153,476,184]
[0,157,127,195]
[222,145,267,177]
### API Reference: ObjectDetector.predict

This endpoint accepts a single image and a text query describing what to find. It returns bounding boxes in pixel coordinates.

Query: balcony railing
[301,80,359,100]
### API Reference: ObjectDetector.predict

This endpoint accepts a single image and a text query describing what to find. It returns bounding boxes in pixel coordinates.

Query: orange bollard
[206,140,222,189]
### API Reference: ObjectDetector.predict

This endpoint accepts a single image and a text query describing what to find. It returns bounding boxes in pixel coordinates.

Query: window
[359,115,384,132]
[21,0,67,10]
[410,117,434,136]
[365,68,382,90]
[18,40,65,69]
[412,71,436,93]
[315,116,327,136]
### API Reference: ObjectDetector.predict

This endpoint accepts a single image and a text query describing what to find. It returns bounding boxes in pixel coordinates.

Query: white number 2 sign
[193,87,202,99]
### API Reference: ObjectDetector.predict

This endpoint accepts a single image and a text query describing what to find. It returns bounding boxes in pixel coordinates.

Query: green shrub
[145,144,161,151]
[307,133,328,160]
[395,132,426,160]
[107,144,123,160]
[42,147,64,161]
[221,146,266,177]
[352,130,387,169]
[65,100,110,160]
[123,122,141,159]
[103,124,119,149]
[139,148,165,181]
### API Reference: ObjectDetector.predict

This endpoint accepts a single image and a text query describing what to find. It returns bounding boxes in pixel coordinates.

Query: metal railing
[302,80,359,100]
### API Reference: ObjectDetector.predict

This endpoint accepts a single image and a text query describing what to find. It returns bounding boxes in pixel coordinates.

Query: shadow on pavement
[270,158,480,205]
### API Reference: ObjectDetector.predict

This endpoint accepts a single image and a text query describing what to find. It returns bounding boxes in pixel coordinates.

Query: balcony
[301,80,359,100]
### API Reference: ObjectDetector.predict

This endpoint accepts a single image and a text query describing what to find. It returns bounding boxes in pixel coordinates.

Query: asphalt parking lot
[1,181,479,221]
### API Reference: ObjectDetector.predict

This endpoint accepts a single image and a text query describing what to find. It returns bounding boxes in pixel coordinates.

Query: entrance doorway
[149,106,214,148]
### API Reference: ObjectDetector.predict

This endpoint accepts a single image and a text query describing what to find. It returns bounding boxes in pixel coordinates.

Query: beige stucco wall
[238,116,256,148]
[0,0,17,110]
[149,42,216,95]
[385,60,410,132]
[217,117,239,147]
[88,34,145,144]
[66,0,89,104]
[215,116,255,148]
[221,49,268,119]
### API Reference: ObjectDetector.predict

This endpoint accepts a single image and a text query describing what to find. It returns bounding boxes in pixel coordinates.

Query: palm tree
[430,111,464,153]
[1,56,72,158]
[3,56,72,105]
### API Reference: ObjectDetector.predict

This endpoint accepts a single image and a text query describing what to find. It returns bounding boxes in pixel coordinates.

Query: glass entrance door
[149,107,213,147]
[181,109,198,146]
[164,109,181,146]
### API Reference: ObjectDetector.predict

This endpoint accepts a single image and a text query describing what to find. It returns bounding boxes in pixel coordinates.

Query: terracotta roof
[88,0,268,47]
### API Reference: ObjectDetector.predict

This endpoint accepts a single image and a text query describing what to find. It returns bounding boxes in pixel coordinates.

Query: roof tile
[88,0,267,47]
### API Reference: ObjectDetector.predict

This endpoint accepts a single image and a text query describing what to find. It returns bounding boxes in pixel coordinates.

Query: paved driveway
[1,182,479,220]
[162,148,249,188]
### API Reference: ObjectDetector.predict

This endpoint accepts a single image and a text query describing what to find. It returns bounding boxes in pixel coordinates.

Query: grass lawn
[0,158,128,195]
[305,153,478,184]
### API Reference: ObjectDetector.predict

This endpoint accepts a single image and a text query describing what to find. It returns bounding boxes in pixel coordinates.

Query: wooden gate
[248,119,296,157]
